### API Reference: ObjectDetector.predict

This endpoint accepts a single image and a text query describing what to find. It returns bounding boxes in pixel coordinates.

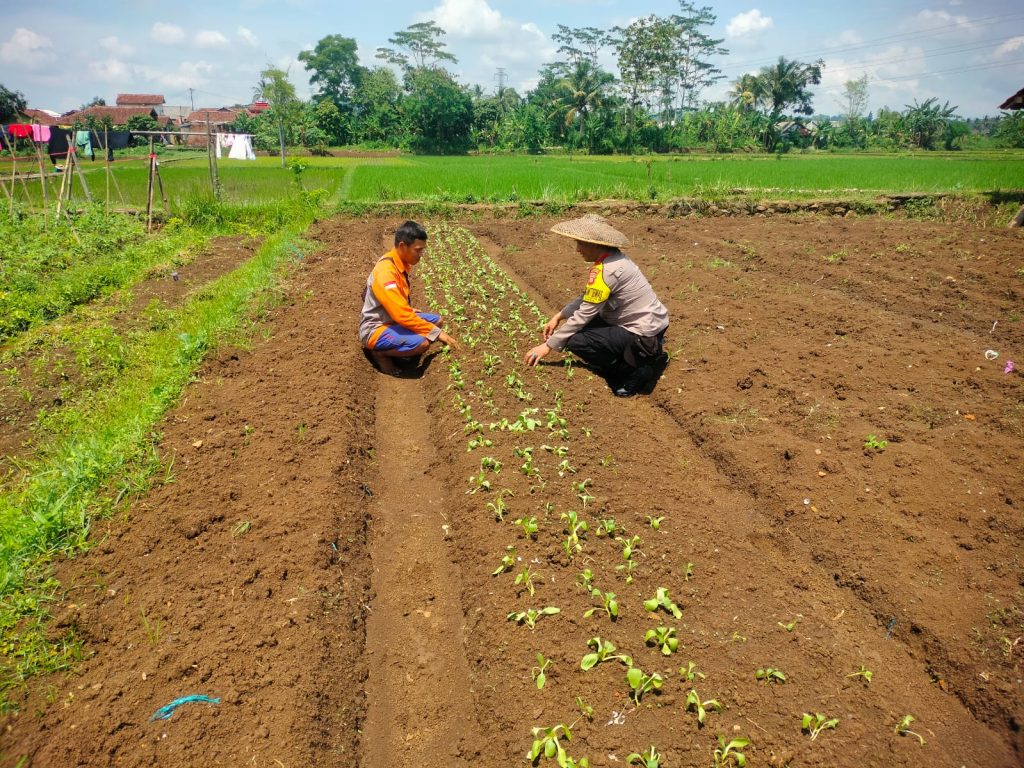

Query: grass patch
[0,197,322,709]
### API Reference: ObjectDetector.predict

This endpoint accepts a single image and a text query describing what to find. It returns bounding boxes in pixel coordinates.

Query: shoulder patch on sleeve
[583,262,611,303]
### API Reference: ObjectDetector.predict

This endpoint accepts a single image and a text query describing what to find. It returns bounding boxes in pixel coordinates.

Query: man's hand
[524,343,551,367]
[438,331,460,349]
[542,312,564,341]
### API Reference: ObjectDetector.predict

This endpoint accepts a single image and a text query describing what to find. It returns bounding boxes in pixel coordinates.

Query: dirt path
[362,376,481,768]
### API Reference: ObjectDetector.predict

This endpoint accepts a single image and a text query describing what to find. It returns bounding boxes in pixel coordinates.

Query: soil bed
[0,210,1021,767]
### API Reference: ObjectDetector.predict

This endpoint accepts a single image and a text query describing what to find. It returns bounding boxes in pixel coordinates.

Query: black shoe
[613,364,655,398]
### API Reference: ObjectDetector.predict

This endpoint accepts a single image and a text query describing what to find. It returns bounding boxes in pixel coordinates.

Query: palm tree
[728,73,763,112]
[757,57,823,116]
[552,60,612,145]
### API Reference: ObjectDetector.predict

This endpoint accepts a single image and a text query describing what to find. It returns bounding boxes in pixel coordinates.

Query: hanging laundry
[89,130,131,160]
[31,124,51,143]
[227,134,255,160]
[8,124,32,139]
[47,129,71,165]
[75,130,95,160]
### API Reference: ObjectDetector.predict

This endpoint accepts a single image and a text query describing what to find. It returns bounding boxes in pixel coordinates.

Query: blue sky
[3,0,1022,117]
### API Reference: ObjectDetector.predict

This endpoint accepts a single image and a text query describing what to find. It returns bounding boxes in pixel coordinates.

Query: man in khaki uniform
[523,214,669,397]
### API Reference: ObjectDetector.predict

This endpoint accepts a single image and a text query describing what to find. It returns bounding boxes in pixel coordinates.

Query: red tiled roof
[116,93,165,106]
[59,106,160,125]
[22,108,57,125]
[185,108,241,124]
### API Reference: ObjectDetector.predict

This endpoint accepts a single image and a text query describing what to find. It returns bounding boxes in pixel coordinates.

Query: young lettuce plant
[846,665,873,684]
[686,689,723,727]
[895,714,925,745]
[644,626,679,656]
[486,489,513,521]
[616,558,638,584]
[626,745,661,768]
[680,661,706,682]
[755,667,786,685]
[514,515,539,539]
[508,606,560,630]
[580,637,632,670]
[492,545,516,575]
[713,735,750,768]
[576,569,595,592]
[644,587,683,620]
[626,666,663,704]
[802,712,838,740]
[531,653,552,690]
[515,565,541,597]
[595,518,621,538]
[527,723,589,768]
[575,696,594,722]
[584,590,619,621]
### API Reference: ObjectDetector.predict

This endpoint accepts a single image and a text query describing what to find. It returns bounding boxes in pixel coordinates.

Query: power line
[718,11,1024,74]
[815,36,1024,74]
[869,57,1024,84]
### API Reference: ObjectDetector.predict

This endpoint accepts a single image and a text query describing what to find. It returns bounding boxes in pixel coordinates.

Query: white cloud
[99,35,135,57]
[196,30,230,48]
[139,60,215,90]
[89,58,131,83]
[427,0,504,38]
[1,27,55,68]
[993,35,1024,58]
[152,22,186,45]
[726,10,773,39]
[237,27,258,46]
[910,10,979,38]
[820,45,927,112]
[824,30,863,48]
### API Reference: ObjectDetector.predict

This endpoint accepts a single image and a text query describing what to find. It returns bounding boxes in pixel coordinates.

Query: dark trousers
[564,318,665,374]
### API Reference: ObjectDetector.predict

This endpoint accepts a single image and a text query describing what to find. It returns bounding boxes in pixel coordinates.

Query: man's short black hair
[395,220,427,246]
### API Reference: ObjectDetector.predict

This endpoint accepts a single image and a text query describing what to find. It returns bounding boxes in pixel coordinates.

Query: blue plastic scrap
[150,694,221,721]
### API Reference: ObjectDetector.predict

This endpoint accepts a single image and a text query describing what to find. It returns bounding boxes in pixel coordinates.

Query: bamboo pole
[155,154,169,214]
[70,133,92,202]
[146,137,156,233]
[1009,204,1024,228]
[103,128,110,211]
[55,144,71,217]
[2,130,15,215]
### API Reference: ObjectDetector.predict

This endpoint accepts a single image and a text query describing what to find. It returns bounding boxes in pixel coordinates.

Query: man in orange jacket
[358,220,458,375]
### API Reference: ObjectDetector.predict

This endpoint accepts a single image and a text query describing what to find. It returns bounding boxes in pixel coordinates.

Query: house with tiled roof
[59,105,162,126]
[20,108,58,125]
[116,94,165,107]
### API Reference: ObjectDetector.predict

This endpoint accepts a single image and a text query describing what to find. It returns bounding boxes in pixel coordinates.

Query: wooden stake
[1009,203,1024,228]
[69,135,92,202]
[146,136,156,233]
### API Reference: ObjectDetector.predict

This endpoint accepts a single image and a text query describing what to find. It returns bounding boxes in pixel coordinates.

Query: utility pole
[188,88,195,112]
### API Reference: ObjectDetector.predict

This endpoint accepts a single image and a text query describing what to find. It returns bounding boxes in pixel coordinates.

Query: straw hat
[550,214,630,249]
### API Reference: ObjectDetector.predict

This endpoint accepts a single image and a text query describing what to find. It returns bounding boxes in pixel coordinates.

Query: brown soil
[1,211,1022,768]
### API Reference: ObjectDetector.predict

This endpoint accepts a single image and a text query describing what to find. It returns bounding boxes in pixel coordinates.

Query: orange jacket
[357,248,440,346]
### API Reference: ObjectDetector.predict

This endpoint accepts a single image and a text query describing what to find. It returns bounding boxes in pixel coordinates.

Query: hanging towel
[9,124,32,139]
[47,129,71,164]
[228,134,254,160]
[31,125,51,143]
[75,130,94,160]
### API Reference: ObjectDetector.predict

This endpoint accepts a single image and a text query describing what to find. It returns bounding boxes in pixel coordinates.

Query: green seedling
[647,516,664,530]
[486,490,513,521]
[600,454,615,467]
[576,569,595,592]
[683,562,695,581]
[575,696,594,722]
[467,435,494,451]
[516,566,540,597]
[581,426,592,437]
[616,558,638,584]
[644,587,683,619]
[584,590,619,621]
[557,458,577,476]
[616,535,642,561]
[802,712,839,740]
[595,518,621,537]
[680,661,706,682]
[516,446,540,477]
[573,478,595,508]
[507,606,560,631]
[231,520,252,538]
[527,723,589,767]
[713,735,750,768]
[626,666,663,704]
[730,631,747,643]
[626,745,662,768]
[755,667,786,685]
[514,516,539,539]
[482,351,501,375]
[686,689,723,727]
[541,444,568,457]
[581,636,633,670]
[492,545,516,575]
[645,626,679,656]
[531,653,552,689]
[778,618,798,632]
[846,665,873,683]
[895,714,925,745]
[140,609,163,645]
[467,469,492,494]
[864,434,888,451]
[480,456,503,473]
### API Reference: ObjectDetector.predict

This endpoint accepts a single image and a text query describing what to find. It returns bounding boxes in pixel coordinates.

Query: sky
[3,0,1023,118]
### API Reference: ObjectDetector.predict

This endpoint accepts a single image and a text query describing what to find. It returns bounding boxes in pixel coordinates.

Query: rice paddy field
[4,150,1023,209]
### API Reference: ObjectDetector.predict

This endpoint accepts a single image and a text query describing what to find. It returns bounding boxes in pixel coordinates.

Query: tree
[839,74,869,148]
[81,96,106,109]
[351,67,403,145]
[552,25,610,67]
[670,1,728,113]
[902,97,959,149]
[298,35,365,107]
[728,73,764,112]
[377,21,457,72]
[0,83,27,123]
[403,68,473,153]
[552,60,615,148]
[756,57,824,116]
[255,66,300,166]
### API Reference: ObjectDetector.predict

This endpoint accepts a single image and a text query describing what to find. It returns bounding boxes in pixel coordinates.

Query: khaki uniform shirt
[547,250,669,352]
